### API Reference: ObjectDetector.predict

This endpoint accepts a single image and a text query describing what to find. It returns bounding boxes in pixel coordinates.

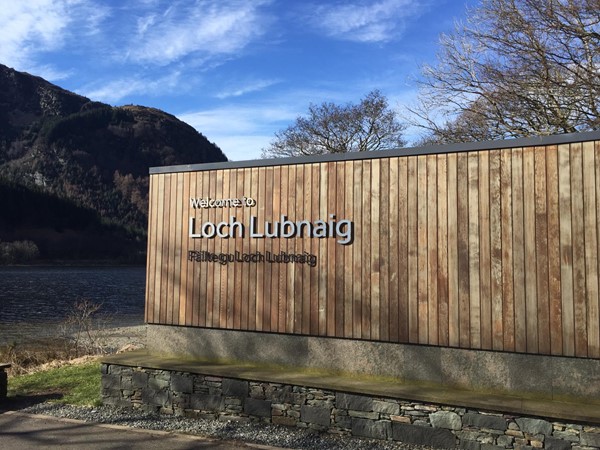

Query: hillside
[0,64,227,263]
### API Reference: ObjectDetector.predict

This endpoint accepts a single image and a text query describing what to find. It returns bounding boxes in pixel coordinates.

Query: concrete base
[147,324,600,403]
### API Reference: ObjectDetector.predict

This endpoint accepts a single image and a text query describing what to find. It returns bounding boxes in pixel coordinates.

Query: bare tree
[408,0,600,144]
[262,90,406,158]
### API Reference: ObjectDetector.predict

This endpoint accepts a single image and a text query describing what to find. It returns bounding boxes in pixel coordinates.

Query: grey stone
[142,388,171,407]
[581,431,600,448]
[373,400,400,415]
[459,439,481,450]
[148,376,169,391]
[481,445,504,450]
[496,435,514,447]
[392,422,456,448]
[352,418,391,440]
[132,371,148,388]
[336,392,373,411]
[301,405,331,426]
[430,411,462,430]
[171,374,193,393]
[545,437,572,450]
[101,374,120,390]
[464,413,507,431]
[515,418,552,436]
[190,394,223,412]
[222,378,249,398]
[244,398,271,417]
[348,410,379,420]
[100,364,109,375]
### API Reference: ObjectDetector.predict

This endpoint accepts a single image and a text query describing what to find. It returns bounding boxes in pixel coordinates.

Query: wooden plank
[427,155,438,345]
[594,140,600,357]
[437,154,449,346]
[255,167,266,331]
[500,149,515,351]
[398,157,409,343]
[145,174,158,323]
[199,172,209,328]
[457,152,470,348]
[248,167,259,331]
[319,163,329,336]
[417,155,428,344]
[468,151,481,349]
[185,172,196,327]
[407,156,419,342]
[292,164,304,333]
[534,147,550,354]
[270,166,287,333]
[379,158,389,341]
[361,160,372,339]
[352,161,362,339]
[523,147,538,353]
[489,150,503,351]
[280,165,296,333]
[447,153,459,347]
[582,141,599,358]
[558,144,575,356]
[159,173,172,325]
[310,164,320,335]
[478,151,491,349]
[571,142,588,357]
[327,162,338,337]
[370,159,381,340]
[233,169,243,330]
[241,168,252,330]
[301,164,312,334]
[336,162,346,337]
[218,170,230,329]
[344,161,354,338]
[511,148,527,353]
[389,157,400,342]
[546,146,562,355]
[173,173,183,325]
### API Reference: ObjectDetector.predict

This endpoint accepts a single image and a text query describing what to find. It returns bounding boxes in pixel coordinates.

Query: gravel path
[18,402,435,450]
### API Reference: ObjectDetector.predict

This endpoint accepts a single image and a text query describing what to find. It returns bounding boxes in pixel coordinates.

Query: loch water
[0,266,145,345]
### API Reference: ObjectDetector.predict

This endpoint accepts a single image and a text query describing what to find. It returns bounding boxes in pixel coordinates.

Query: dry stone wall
[102,363,600,449]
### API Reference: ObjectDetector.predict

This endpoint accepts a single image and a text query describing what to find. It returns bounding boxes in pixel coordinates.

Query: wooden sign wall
[146,134,600,359]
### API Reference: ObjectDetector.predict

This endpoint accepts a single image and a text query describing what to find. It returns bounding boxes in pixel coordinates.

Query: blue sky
[0,0,476,161]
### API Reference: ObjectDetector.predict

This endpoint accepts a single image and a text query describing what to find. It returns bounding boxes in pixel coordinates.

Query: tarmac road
[0,411,286,450]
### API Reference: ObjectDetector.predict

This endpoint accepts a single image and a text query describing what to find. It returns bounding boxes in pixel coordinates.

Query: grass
[8,361,102,406]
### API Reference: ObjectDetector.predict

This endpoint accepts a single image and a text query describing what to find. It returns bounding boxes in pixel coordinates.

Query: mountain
[0,64,227,263]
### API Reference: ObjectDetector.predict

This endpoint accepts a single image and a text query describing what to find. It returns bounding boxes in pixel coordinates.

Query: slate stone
[463,413,507,431]
[392,422,456,448]
[352,418,391,440]
[430,411,462,430]
[170,374,193,393]
[336,392,373,411]
[301,405,331,426]
[142,387,171,407]
[101,374,120,390]
[244,398,272,417]
[222,378,249,398]
[459,439,481,450]
[581,431,600,448]
[190,393,223,411]
[372,400,400,415]
[515,418,552,436]
[545,437,572,450]
[132,371,148,388]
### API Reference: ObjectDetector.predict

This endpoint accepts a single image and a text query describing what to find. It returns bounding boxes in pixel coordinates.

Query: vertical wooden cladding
[145,139,600,359]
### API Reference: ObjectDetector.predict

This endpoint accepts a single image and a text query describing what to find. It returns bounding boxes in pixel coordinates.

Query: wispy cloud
[306,0,428,43]
[215,79,281,99]
[0,0,108,72]
[126,1,273,66]
[81,71,183,103]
